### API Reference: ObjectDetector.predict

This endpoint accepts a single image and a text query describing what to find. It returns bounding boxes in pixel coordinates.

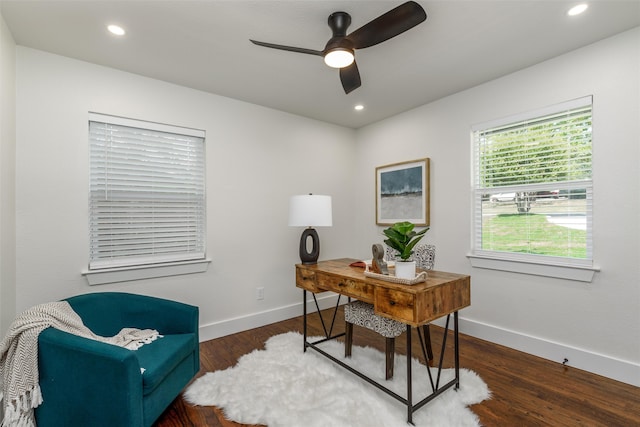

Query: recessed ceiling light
[107,24,126,36]
[567,4,588,16]
[354,104,364,111]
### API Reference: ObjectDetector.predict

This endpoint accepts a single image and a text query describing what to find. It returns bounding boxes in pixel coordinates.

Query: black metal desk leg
[303,290,307,353]
[454,311,459,388]
[406,324,413,425]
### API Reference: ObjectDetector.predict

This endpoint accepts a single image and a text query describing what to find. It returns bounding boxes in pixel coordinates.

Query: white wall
[0,11,16,337]
[354,28,640,386]
[14,47,357,340]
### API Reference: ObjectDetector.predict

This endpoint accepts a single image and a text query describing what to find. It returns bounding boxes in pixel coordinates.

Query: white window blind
[89,114,205,270]
[471,96,593,266]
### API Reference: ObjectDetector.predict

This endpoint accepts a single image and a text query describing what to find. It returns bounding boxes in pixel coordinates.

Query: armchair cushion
[138,333,197,395]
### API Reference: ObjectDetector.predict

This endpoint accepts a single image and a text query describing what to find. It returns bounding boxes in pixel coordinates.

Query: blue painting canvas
[376,159,429,225]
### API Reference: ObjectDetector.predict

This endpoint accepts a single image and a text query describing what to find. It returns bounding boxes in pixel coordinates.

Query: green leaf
[383,238,403,254]
[392,221,415,235]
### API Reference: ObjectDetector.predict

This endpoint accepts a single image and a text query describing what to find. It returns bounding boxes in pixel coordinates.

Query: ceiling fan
[250,1,427,94]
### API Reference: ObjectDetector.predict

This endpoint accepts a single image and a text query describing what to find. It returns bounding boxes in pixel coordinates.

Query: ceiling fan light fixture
[250,1,427,93]
[324,48,354,68]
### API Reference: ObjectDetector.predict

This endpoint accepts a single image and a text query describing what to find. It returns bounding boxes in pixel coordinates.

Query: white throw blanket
[0,301,160,427]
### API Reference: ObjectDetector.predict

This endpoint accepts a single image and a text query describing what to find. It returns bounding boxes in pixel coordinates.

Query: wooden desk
[295,258,471,424]
[296,258,470,326]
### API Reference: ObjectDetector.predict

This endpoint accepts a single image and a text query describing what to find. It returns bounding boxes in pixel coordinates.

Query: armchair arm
[36,327,145,427]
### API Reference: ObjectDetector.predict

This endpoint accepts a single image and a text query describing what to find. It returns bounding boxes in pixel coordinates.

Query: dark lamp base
[299,228,320,264]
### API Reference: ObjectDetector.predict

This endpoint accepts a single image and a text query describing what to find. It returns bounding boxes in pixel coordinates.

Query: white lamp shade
[288,195,333,227]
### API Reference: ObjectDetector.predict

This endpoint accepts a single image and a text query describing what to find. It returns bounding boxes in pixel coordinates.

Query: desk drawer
[316,272,373,301]
[374,288,415,324]
[296,268,321,292]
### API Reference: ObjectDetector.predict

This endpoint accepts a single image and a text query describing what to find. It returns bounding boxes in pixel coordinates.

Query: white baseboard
[199,293,343,343]
[458,317,640,387]
[199,298,640,388]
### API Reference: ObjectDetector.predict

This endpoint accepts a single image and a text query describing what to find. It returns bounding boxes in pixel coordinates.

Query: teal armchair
[36,292,200,427]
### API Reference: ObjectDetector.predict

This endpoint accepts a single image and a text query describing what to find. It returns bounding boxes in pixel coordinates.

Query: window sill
[467,254,599,282]
[82,259,211,285]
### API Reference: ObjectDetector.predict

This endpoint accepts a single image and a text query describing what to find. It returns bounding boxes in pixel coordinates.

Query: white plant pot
[395,260,416,279]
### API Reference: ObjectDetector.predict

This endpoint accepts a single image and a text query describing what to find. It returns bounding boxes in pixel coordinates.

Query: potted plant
[383,221,429,279]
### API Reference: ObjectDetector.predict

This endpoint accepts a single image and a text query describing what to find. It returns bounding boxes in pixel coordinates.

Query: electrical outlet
[256,287,265,300]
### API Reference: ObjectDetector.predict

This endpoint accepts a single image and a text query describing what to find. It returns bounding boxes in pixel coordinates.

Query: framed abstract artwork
[376,158,430,226]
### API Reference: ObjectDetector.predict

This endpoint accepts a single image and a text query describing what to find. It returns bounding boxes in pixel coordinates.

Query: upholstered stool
[344,300,406,379]
[344,244,436,380]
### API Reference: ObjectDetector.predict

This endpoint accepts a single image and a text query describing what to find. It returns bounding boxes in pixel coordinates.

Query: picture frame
[376,158,430,226]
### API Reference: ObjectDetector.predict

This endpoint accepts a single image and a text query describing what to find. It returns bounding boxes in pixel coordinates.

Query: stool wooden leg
[345,322,353,358]
[423,325,434,361]
[385,337,395,380]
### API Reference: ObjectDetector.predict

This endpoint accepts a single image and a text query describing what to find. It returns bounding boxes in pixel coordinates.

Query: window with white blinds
[471,96,593,266]
[89,113,206,270]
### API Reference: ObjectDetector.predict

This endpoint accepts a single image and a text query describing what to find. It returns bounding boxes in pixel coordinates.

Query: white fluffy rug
[184,332,490,427]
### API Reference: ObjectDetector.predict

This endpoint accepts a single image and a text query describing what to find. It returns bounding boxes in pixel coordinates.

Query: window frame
[83,113,209,284]
[468,97,598,282]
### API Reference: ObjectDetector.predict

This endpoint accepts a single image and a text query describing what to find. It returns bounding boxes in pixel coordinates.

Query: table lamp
[289,194,332,264]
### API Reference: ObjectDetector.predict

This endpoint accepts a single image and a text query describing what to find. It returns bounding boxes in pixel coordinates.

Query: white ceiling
[2,0,639,128]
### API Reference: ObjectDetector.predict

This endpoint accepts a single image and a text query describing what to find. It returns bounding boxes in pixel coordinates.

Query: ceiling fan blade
[340,61,361,94]
[250,40,323,56]
[347,1,427,50]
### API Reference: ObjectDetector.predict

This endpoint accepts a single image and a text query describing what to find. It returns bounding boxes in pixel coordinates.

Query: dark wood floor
[156,307,640,426]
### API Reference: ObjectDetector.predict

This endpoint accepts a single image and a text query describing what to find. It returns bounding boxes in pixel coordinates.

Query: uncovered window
[88,113,206,271]
[470,96,593,274]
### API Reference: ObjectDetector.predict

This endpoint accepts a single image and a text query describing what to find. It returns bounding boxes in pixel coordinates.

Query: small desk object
[296,258,471,424]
